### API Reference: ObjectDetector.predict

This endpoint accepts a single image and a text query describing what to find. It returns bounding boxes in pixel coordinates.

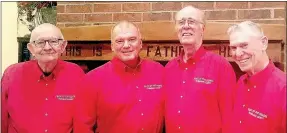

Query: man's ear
[261,36,268,51]
[27,43,35,56]
[60,40,68,53]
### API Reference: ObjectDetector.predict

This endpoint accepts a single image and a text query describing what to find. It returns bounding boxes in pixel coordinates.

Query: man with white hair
[1,23,85,133]
[164,6,237,133]
[227,21,286,133]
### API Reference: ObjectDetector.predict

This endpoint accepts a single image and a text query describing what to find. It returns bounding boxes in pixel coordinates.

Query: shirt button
[45,129,48,132]
[185,68,188,70]
[178,126,181,129]
[182,81,186,84]
[141,113,144,116]
[45,98,48,101]
[254,85,256,88]
[141,128,144,131]
[192,62,195,65]
[180,95,183,99]
[243,104,245,107]
[178,110,181,113]
[139,99,141,102]
[45,84,48,86]
[239,120,242,124]
[37,80,40,82]
[136,86,139,89]
[133,73,135,76]
[45,113,48,116]
[247,89,250,92]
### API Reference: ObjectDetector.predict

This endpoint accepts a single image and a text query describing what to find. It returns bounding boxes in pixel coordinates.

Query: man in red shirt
[164,6,237,133]
[74,21,164,133]
[227,21,286,133]
[1,23,85,133]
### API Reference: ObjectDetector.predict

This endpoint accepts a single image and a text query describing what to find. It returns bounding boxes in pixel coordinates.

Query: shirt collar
[176,46,206,67]
[30,59,64,80]
[111,56,143,73]
[242,60,275,85]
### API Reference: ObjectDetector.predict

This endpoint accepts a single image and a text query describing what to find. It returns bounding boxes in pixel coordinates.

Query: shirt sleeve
[73,72,100,133]
[217,60,237,133]
[280,85,286,133]
[1,68,11,133]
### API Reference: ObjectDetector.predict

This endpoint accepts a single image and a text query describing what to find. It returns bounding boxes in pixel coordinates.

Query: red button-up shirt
[74,57,165,133]
[1,60,85,133]
[227,61,286,133]
[164,46,237,133]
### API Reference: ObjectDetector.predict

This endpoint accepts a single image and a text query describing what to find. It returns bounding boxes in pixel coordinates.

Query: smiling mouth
[238,57,250,64]
[182,33,193,37]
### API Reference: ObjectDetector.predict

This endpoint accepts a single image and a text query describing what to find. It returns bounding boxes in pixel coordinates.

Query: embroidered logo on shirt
[56,95,75,101]
[194,77,214,84]
[144,84,162,90]
[248,108,268,120]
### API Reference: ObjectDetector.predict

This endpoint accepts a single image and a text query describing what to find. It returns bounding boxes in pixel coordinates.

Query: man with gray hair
[1,23,85,133]
[164,6,236,133]
[226,21,286,133]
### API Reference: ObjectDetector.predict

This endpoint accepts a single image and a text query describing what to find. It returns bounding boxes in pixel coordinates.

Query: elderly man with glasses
[1,23,85,133]
[164,6,237,133]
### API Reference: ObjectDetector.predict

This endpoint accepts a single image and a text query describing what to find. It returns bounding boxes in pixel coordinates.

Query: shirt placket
[38,76,56,133]
[239,82,257,131]
[177,61,196,132]
[134,72,146,132]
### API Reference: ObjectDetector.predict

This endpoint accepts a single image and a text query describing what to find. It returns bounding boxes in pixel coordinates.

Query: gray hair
[227,21,264,37]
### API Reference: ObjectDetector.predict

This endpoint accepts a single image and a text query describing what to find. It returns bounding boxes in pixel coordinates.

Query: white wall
[1,2,18,75]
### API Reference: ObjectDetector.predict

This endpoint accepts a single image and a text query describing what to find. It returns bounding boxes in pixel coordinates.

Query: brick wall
[56,2,286,28]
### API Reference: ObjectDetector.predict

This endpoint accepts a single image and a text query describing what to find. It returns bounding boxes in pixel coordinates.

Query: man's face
[111,26,142,62]
[175,7,204,47]
[28,28,67,63]
[229,30,267,73]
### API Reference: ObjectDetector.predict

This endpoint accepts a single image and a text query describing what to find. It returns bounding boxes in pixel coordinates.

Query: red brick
[238,9,271,19]
[183,2,214,10]
[216,2,248,9]
[143,12,171,21]
[94,3,121,12]
[57,2,85,5]
[65,23,92,27]
[93,23,115,26]
[205,10,236,20]
[57,14,83,22]
[274,9,286,19]
[113,13,142,22]
[122,3,150,12]
[250,2,285,8]
[56,23,65,28]
[57,5,65,13]
[66,4,92,13]
[151,2,182,11]
[252,19,285,25]
[85,14,113,22]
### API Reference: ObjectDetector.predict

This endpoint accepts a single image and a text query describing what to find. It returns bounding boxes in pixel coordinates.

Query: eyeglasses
[176,18,204,27]
[32,39,64,48]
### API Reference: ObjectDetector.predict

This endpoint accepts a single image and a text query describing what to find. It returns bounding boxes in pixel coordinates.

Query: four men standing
[1,5,286,133]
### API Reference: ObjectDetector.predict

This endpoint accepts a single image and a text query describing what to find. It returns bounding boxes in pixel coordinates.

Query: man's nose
[43,41,52,50]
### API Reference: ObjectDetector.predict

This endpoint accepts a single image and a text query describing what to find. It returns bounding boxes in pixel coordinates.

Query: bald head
[111,21,141,42]
[30,23,64,42]
[175,6,205,24]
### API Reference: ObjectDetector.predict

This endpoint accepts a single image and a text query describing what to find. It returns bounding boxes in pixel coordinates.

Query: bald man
[73,21,165,133]
[227,21,286,133]
[1,23,85,133]
[164,6,237,133]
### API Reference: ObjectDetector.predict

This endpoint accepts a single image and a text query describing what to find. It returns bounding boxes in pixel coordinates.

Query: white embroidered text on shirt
[144,84,162,90]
